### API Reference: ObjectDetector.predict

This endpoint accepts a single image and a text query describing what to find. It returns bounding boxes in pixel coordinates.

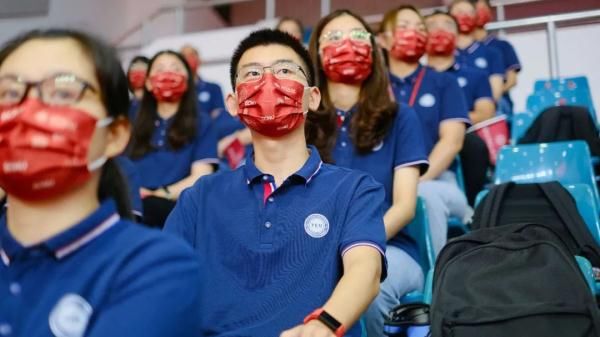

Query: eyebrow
[239,59,296,68]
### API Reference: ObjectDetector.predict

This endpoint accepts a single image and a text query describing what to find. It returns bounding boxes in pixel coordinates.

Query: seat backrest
[404,197,435,273]
[566,184,600,245]
[534,76,591,94]
[495,141,600,211]
[511,112,536,144]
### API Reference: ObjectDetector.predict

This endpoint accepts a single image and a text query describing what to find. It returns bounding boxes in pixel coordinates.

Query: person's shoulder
[425,65,459,87]
[111,219,199,263]
[319,163,383,191]
[461,64,489,80]
[202,80,223,90]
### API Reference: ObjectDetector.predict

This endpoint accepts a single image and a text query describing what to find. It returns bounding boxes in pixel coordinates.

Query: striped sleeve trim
[341,241,385,257]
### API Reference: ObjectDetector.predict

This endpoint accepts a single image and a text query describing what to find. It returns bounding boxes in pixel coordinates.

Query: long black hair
[128,50,198,159]
[0,29,134,219]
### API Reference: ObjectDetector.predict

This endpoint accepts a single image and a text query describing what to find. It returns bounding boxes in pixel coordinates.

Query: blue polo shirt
[0,200,202,337]
[483,35,522,112]
[196,79,225,115]
[443,62,493,111]
[455,41,505,77]
[210,107,246,141]
[389,65,470,155]
[130,111,218,189]
[333,103,428,263]
[164,146,387,337]
[128,98,140,122]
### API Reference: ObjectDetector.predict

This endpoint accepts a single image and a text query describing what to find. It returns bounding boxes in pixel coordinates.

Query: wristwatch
[303,308,346,337]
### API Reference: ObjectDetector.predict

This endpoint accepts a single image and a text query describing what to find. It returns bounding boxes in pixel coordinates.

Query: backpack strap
[482,182,514,229]
[538,182,600,266]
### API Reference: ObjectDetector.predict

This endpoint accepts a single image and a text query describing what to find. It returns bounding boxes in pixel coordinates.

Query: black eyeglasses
[0,73,99,107]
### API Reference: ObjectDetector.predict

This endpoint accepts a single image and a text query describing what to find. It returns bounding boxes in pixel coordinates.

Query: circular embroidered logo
[419,93,436,108]
[372,141,384,152]
[475,57,488,69]
[198,91,211,102]
[304,214,330,238]
[49,294,93,337]
[457,77,468,88]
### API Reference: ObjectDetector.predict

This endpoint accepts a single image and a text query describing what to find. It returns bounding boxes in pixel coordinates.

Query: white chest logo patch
[457,77,468,88]
[198,91,211,102]
[372,141,384,152]
[49,294,93,337]
[475,57,488,69]
[419,93,436,108]
[304,214,330,238]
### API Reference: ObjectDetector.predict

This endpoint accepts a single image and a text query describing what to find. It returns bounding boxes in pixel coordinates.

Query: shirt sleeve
[473,70,494,102]
[393,103,429,173]
[487,46,506,76]
[440,72,471,125]
[192,113,219,165]
[86,235,203,337]
[339,173,388,280]
[500,40,521,72]
[164,185,200,248]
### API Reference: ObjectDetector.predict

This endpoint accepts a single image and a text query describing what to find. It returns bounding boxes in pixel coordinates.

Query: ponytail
[98,158,133,220]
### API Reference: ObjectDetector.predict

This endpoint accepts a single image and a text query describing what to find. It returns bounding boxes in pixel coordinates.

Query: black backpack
[430,222,600,337]
[518,105,600,156]
[471,181,600,267]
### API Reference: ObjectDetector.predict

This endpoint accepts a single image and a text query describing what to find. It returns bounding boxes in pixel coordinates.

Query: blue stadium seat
[401,197,436,304]
[510,112,536,144]
[527,90,596,124]
[495,141,600,212]
[534,76,591,96]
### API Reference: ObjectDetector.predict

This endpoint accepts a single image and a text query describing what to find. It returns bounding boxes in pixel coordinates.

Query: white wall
[504,23,600,116]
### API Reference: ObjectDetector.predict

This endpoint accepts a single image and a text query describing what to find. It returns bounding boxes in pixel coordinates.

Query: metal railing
[486,9,600,78]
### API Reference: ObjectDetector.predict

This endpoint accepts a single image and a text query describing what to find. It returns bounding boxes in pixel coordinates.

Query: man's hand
[280,320,336,337]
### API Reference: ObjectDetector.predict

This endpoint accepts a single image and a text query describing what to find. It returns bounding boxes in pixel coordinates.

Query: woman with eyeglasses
[0,29,202,337]
[306,9,429,336]
[128,50,218,228]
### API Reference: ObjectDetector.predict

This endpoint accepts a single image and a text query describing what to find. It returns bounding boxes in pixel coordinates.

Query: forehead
[395,9,423,23]
[321,14,366,35]
[152,53,185,67]
[426,14,456,26]
[279,20,302,32]
[451,1,475,13]
[238,44,306,70]
[0,37,98,86]
[180,46,197,56]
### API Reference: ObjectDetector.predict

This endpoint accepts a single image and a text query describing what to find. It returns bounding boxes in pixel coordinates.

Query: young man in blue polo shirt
[472,0,522,115]
[165,29,386,337]
[425,10,496,205]
[449,0,505,103]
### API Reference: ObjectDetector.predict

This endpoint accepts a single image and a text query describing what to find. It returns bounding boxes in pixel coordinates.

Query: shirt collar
[243,145,324,186]
[466,41,481,54]
[388,64,424,85]
[483,34,495,45]
[0,199,120,265]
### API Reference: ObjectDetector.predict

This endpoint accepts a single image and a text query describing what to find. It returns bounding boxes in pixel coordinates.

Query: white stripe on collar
[55,213,120,259]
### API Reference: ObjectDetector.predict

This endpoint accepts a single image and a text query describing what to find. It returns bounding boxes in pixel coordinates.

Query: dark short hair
[128,55,149,70]
[229,29,314,89]
[449,0,475,12]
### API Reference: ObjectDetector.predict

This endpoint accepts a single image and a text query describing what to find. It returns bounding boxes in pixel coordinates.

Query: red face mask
[426,30,457,56]
[0,99,111,201]
[128,70,146,90]
[390,28,427,63]
[149,71,188,102]
[236,73,306,138]
[321,39,373,84]
[184,55,199,74]
[476,5,493,28]
[453,13,477,34]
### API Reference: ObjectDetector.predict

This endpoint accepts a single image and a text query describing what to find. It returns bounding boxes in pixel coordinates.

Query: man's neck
[474,28,488,41]
[456,34,475,49]
[327,81,361,112]
[156,102,180,119]
[427,55,456,72]
[389,59,420,79]
[252,129,310,186]
[6,177,101,246]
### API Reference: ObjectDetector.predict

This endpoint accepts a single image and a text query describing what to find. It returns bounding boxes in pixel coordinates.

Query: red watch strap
[303,308,346,337]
